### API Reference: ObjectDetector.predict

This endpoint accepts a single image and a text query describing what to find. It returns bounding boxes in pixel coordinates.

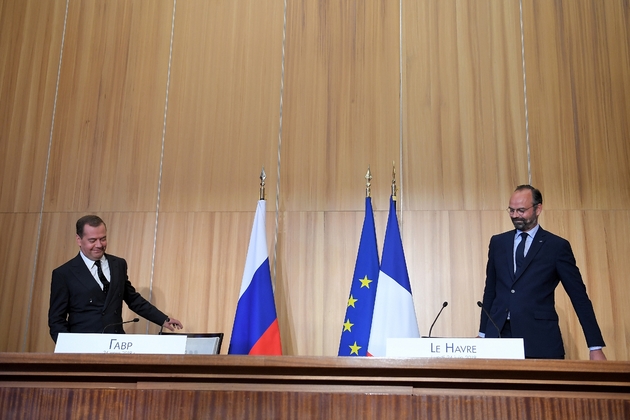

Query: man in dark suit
[48,215,183,343]
[478,185,606,360]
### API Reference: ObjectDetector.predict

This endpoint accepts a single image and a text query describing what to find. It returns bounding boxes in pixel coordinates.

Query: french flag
[228,200,282,355]
[367,195,420,356]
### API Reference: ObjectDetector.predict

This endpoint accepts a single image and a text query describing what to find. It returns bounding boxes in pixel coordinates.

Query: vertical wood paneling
[402,0,528,211]
[0,0,64,212]
[152,211,275,348]
[403,211,511,337]
[523,0,630,359]
[0,388,138,420]
[593,210,630,361]
[44,0,172,212]
[2,386,628,420]
[282,0,400,212]
[276,211,327,355]
[403,211,453,337]
[160,0,283,212]
[541,210,630,360]
[136,389,415,419]
[0,214,40,351]
[403,210,513,338]
[415,394,630,420]
[524,0,630,209]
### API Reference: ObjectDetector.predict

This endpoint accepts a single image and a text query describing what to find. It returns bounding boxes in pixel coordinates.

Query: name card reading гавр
[54,333,187,354]
[386,337,525,359]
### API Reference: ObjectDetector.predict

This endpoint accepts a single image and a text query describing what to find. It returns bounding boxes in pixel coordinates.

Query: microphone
[101,318,139,333]
[427,301,448,338]
[477,301,501,339]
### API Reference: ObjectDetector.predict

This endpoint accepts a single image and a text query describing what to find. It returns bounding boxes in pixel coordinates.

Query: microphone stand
[477,301,502,338]
[101,318,139,334]
[428,301,448,338]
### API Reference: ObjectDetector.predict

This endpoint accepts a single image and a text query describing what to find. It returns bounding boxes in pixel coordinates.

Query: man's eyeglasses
[506,205,537,216]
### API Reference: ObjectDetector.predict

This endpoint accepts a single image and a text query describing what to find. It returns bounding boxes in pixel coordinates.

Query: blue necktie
[515,232,528,272]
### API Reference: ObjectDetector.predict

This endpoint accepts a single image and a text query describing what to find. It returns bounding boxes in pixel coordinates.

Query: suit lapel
[514,228,546,282]
[69,254,100,291]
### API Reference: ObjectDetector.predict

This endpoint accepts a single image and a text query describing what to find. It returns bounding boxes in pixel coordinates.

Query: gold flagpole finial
[391,161,397,201]
[259,167,266,200]
[365,166,372,198]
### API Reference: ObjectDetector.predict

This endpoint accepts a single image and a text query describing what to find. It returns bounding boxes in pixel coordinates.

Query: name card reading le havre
[386,337,525,359]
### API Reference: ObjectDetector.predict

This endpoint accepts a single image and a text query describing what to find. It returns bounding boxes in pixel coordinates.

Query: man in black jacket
[48,215,183,343]
[479,185,606,359]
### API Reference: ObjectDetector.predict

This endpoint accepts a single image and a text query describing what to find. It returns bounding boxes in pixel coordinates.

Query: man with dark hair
[48,215,183,342]
[478,185,606,359]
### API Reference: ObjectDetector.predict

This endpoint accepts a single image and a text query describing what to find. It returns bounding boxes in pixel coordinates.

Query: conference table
[1,353,629,419]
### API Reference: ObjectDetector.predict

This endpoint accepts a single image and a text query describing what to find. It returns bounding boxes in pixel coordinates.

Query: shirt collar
[79,251,106,268]
[516,223,540,239]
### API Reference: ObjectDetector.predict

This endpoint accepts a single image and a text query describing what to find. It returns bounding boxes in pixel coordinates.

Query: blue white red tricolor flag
[228,200,282,355]
[338,197,380,356]
[367,196,420,356]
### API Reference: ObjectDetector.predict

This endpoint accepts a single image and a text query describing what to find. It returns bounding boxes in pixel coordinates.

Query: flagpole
[391,161,397,202]
[260,167,266,200]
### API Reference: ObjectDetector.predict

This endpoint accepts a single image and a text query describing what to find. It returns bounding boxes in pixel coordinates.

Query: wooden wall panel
[0,214,40,351]
[160,0,284,213]
[0,0,64,212]
[282,0,400,212]
[594,210,630,361]
[524,0,630,209]
[152,210,276,348]
[402,0,528,211]
[522,0,630,360]
[276,211,327,355]
[403,210,513,339]
[541,210,630,361]
[3,386,629,420]
[27,212,159,352]
[402,211,453,337]
[44,0,172,212]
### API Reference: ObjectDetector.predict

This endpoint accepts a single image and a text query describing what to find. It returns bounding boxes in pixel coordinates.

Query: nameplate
[54,333,187,354]
[386,337,525,359]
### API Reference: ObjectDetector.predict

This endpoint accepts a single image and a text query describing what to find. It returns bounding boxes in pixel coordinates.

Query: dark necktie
[94,260,110,294]
[515,232,528,272]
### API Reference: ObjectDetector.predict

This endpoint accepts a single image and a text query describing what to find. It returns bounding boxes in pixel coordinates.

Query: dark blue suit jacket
[48,253,168,342]
[479,227,605,358]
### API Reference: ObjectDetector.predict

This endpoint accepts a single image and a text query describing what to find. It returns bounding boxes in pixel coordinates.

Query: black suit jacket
[479,227,605,358]
[48,253,168,342]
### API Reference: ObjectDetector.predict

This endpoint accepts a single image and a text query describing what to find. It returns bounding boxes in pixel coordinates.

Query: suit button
[511,289,515,293]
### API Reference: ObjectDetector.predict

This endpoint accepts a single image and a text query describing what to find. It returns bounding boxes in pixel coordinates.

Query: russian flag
[367,196,420,356]
[228,200,282,355]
